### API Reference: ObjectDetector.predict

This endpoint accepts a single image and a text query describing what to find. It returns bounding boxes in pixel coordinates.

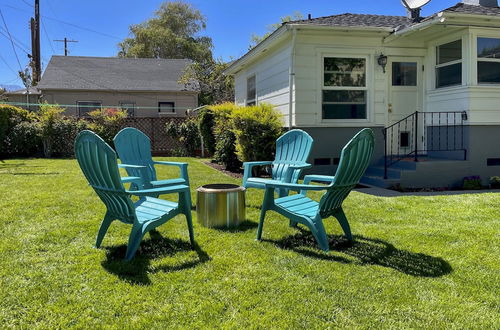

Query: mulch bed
[204,161,243,179]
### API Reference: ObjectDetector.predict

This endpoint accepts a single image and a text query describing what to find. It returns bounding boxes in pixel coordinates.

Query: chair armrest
[153,161,189,185]
[243,161,273,186]
[288,163,312,170]
[264,181,329,192]
[121,176,142,184]
[303,175,335,185]
[126,184,190,196]
[118,164,147,169]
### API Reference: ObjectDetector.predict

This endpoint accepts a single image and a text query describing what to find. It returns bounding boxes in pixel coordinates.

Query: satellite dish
[401,0,431,10]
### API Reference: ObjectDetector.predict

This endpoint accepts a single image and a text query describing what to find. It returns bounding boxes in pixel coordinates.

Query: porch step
[360,175,400,189]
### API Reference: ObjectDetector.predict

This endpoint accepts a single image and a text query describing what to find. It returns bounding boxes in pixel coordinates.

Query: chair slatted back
[272,129,313,183]
[75,130,135,223]
[114,127,157,187]
[318,128,375,218]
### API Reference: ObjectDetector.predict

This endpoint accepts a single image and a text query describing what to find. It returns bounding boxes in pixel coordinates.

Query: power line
[0,52,17,75]
[20,0,33,8]
[0,9,22,71]
[0,29,30,55]
[42,21,55,53]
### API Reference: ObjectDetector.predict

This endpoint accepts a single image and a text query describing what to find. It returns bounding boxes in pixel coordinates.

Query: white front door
[386,57,424,156]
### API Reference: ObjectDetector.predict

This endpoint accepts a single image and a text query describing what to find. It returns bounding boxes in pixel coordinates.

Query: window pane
[477,38,500,59]
[120,103,135,117]
[322,90,366,119]
[159,102,175,113]
[78,101,101,116]
[436,63,461,88]
[322,104,366,119]
[437,40,462,65]
[392,62,417,86]
[324,58,366,87]
[478,61,500,83]
[247,75,256,102]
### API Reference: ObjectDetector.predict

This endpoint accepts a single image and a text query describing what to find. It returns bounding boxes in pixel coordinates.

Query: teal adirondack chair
[114,127,189,194]
[257,128,375,251]
[75,130,194,261]
[243,129,313,197]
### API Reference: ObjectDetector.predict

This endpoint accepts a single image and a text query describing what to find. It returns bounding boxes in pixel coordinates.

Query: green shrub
[197,107,216,154]
[165,118,201,157]
[0,104,37,156]
[38,103,66,157]
[5,121,42,156]
[87,108,127,146]
[207,103,241,170]
[49,118,89,157]
[463,176,482,190]
[231,103,283,163]
[489,176,500,189]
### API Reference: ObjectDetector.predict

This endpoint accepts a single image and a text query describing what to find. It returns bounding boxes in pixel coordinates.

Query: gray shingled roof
[290,13,413,29]
[443,3,500,16]
[37,56,198,92]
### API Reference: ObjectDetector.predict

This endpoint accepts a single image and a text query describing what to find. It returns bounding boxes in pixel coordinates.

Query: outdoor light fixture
[378,54,388,73]
[461,111,468,121]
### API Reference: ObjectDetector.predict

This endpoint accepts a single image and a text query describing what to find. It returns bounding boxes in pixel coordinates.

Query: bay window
[436,40,462,88]
[477,37,500,84]
[322,57,367,120]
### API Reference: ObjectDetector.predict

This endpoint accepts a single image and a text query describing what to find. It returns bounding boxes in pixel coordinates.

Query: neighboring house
[32,56,198,117]
[224,0,500,188]
[3,87,41,110]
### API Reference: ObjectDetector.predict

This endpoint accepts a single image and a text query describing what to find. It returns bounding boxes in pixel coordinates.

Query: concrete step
[365,166,401,179]
[360,175,400,189]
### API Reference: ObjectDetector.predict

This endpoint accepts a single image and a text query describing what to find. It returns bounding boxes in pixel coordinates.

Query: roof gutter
[384,14,447,43]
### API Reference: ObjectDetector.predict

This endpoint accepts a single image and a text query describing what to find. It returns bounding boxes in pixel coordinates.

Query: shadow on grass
[101,230,210,285]
[211,220,258,233]
[264,228,452,277]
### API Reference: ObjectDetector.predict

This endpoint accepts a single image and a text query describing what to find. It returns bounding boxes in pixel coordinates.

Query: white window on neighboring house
[246,75,256,106]
[477,37,500,84]
[435,39,462,88]
[77,101,102,117]
[158,102,175,113]
[119,101,135,117]
[322,57,367,120]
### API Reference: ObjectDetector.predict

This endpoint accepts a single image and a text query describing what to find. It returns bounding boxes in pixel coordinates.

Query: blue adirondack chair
[243,129,313,197]
[114,127,189,194]
[75,130,194,261]
[257,128,375,252]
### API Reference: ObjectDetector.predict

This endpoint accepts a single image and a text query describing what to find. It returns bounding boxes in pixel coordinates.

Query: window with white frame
[322,57,367,119]
[158,102,175,113]
[246,75,256,106]
[119,101,135,117]
[477,37,500,84]
[77,101,102,117]
[435,40,462,88]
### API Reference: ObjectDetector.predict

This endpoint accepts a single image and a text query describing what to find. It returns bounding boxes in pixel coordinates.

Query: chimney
[461,0,498,7]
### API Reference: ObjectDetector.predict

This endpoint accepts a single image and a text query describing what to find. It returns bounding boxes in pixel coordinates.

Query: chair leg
[256,207,267,241]
[334,207,353,241]
[181,191,195,246]
[125,224,144,261]
[257,189,274,240]
[307,216,329,252]
[95,212,114,248]
[289,219,298,228]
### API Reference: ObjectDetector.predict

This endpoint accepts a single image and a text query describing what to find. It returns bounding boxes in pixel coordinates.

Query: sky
[0,0,462,88]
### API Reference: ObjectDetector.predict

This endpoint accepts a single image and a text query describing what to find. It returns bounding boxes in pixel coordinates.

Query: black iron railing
[383,111,467,179]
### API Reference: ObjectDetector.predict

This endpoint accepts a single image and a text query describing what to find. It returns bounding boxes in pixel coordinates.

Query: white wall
[233,39,292,125]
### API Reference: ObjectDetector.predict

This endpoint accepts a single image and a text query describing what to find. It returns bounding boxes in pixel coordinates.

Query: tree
[249,12,303,49]
[118,1,212,62]
[180,57,234,105]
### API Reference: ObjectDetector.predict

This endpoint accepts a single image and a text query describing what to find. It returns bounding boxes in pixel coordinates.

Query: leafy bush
[5,121,42,156]
[463,176,482,190]
[197,107,216,154]
[88,108,127,146]
[49,118,89,157]
[165,118,201,156]
[207,103,241,170]
[489,176,500,189]
[231,103,283,163]
[0,104,37,156]
[38,103,66,157]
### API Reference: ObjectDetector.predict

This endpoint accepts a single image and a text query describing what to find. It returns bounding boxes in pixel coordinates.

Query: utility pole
[54,37,78,56]
[30,0,41,84]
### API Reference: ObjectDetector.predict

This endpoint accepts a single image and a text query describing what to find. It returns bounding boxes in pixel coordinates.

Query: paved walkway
[355,186,500,197]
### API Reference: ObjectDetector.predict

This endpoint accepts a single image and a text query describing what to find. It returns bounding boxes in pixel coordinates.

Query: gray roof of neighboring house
[4,87,41,95]
[37,56,199,92]
[443,2,500,16]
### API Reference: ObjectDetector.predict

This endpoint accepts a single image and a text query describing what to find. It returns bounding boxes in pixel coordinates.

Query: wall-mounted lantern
[377,54,388,73]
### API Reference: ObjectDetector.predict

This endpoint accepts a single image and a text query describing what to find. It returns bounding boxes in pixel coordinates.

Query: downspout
[288,27,297,129]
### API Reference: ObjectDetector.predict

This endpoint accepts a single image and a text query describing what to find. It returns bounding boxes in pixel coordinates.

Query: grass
[0,157,499,328]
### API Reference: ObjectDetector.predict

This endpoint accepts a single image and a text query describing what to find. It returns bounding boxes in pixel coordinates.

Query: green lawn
[0,158,499,328]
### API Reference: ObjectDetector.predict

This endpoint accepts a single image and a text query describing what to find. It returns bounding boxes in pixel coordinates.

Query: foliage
[231,103,283,163]
[0,157,499,328]
[180,57,234,105]
[0,88,6,101]
[197,107,216,154]
[38,103,67,157]
[165,118,201,156]
[87,108,128,146]
[462,176,482,190]
[489,176,500,189]
[249,11,303,49]
[5,121,42,156]
[0,104,36,156]
[118,1,212,63]
[49,118,90,157]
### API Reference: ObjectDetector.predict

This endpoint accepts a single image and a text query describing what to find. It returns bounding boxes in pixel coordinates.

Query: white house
[224,0,500,188]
